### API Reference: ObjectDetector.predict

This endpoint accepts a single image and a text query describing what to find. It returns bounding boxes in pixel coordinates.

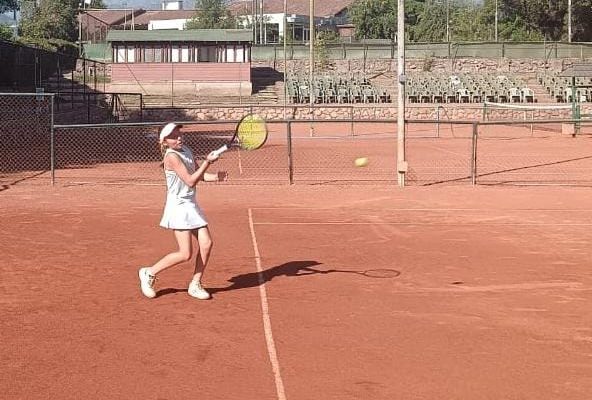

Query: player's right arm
[164,152,218,188]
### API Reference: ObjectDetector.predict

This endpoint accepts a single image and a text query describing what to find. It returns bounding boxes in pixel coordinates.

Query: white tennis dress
[159,146,208,230]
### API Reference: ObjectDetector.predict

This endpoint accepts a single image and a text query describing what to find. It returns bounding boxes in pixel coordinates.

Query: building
[79,9,142,44]
[133,10,198,30]
[107,29,252,97]
[229,0,353,44]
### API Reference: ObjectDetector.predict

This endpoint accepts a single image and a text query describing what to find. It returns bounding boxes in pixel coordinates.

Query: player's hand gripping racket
[212,114,268,157]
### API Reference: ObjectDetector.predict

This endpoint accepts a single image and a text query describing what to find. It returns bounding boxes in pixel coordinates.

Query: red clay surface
[2,183,592,399]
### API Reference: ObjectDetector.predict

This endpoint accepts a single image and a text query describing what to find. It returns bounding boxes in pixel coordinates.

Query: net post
[471,122,478,185]
[287,120,293,184]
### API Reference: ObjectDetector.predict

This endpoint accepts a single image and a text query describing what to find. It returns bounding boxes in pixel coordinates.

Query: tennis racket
[212,114,268,157]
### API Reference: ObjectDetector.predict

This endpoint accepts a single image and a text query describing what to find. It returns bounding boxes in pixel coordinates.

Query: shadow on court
[210,260,326,294]
[156,261,400,297]
[156,261,324,297]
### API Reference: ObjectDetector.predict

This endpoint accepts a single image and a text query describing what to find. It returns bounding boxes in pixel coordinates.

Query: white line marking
[252,222,592,226]
[250,207,592,212]
[248,208,287,400]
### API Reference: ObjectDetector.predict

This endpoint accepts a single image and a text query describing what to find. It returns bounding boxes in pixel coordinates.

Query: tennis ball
[354,157,369,167]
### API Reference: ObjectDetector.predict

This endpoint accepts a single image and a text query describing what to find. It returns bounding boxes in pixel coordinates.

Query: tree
[348,0,424,41]
[0,0,18,13]
[0,23,13,40]
[20,0,78,42]
[348,0,397,40]
[89,0,106,9]
[571,0,592,41]
[186,0,236,29]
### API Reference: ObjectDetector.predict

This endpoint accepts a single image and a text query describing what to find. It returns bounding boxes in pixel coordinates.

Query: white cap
[159,122,180,143]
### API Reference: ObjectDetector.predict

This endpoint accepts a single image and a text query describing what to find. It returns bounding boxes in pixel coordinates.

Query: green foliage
[0,0,18,13]
[347,0,592,42]
[349,0,397,40]
[186,0,236,29]
[89,0,106,9]
[421,52,435,71]
[20,0,78,43]
[314,30,339,69]
[0,23,14,40]
[16,36,79,56]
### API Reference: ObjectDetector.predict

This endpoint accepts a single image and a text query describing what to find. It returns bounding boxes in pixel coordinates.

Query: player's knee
[179,249,193,262]
[202,238,213,252]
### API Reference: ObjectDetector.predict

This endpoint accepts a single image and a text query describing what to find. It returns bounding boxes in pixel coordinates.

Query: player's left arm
[202,171,228,182]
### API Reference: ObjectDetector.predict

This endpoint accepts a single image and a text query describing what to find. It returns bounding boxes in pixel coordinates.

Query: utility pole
[283,0,287,119]
[568,0,572,42]
[446,0,450,42]
[397,0,406,186]
[494,0,498,42]
[260,0,264,44]
[252,0,256,44]
[309,0,315,136]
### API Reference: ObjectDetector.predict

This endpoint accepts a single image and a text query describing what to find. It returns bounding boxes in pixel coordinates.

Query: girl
[139,122,225,300]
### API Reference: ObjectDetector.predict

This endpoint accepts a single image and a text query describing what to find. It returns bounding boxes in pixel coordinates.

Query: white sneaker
[138,267,157,298]
[188,280,211,300]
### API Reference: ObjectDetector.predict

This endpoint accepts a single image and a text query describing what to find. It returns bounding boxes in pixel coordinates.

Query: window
[143,46,154,63]
[235,46,244,63]
[181,46,189,62]
[116,46,126,63]
[198,46,217,62]
[171,46,180,63]
[126,46,135,63]
[154,47,163,63]
[226,46,235,63]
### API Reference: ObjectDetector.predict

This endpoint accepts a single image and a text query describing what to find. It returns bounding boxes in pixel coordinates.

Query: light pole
[446,0,450,42]
[494,0,498,42]
[397,0,406,186]
[309,0,315,136]
[283,0,287,119]
[568,0,572,42]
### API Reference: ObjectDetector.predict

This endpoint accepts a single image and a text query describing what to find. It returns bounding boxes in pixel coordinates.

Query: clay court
[2,182,591,399]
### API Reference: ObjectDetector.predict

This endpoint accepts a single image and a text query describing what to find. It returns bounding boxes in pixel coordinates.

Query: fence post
[50,95,55,186]
[471,122,478,185]
[350,106,354,136]
[287,120,293,184]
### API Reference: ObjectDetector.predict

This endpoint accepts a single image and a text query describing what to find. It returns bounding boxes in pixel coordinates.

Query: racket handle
[212,145,228,157]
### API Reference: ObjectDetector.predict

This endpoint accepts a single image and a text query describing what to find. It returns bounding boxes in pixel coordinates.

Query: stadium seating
[286,73,391,104]
[536,72,592,103]
[406,73,536,104]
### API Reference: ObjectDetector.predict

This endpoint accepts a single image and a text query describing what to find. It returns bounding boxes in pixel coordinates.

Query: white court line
[251,207,592,212]
[253,222,592,226]
[248,208,287,400]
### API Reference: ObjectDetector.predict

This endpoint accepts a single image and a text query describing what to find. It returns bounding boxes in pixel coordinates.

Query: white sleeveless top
[159,146,208,230]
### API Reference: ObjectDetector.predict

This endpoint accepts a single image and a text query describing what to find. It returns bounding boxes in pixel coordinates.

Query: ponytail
[159,143,168,168]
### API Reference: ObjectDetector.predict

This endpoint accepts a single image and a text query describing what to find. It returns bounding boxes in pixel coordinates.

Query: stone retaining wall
[139,103,592,123]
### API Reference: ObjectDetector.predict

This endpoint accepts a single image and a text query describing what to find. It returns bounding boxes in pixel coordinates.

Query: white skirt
[159,199,208,230]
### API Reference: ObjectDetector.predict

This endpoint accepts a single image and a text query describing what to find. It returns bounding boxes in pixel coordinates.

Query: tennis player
[139,122,225,300]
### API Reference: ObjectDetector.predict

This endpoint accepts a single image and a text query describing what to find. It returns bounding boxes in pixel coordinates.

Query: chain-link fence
[254,42,592,62]
[2,93,592,187]
[0,93,54,186]
[0,41,143,124]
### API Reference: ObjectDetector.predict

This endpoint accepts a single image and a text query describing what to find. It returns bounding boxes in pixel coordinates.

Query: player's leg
[150,229,194,275]
[139,230,193,298]
[188,226,213,299]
